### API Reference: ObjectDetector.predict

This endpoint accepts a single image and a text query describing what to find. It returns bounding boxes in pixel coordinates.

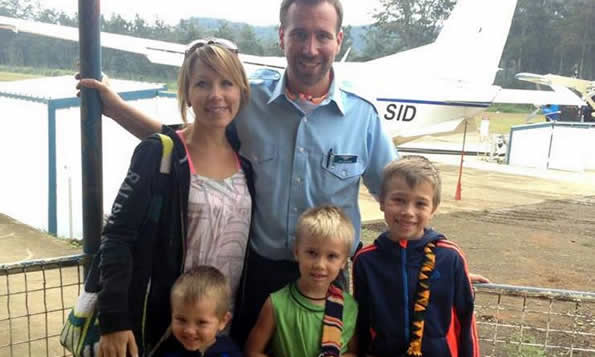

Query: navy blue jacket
[352,229,479,357]
[153,334,242,357]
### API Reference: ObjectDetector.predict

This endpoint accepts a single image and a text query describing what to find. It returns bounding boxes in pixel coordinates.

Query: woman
[92,39,254,357]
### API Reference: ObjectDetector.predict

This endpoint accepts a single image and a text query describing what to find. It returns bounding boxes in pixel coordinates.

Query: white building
[0,75,180,239]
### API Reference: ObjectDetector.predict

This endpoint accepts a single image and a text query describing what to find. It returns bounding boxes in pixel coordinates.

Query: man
[80,0,485,346]
[229,0,396,344]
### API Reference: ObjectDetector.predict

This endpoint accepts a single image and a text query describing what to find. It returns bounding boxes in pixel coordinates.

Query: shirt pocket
[320,157,365,179]
[241,143,278,195]
[319,156,365,198]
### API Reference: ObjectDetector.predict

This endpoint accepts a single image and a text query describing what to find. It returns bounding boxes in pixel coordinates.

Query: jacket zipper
[151,166,188,355]
[141,277,152,353]
[401,245,410,343]
[179,184,187,272]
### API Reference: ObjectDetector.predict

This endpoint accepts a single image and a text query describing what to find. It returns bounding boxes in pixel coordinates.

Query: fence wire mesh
[476,284,595,356]
[0,255,84,357]
[1,256,594,356]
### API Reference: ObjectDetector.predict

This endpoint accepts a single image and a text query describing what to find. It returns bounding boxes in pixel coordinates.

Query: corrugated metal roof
[0,75,165,101]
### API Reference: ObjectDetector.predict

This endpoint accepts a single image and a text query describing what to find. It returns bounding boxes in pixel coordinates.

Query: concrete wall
[509,122,595,172]
[0,95,180,239]
[0,97,49,232]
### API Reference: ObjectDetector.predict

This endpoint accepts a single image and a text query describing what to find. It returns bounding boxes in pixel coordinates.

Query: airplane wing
[0,15,286,69]
[493,87,586,107]
[515,72,595,109]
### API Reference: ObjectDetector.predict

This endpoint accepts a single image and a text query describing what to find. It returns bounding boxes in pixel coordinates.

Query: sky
[36,0,382,26]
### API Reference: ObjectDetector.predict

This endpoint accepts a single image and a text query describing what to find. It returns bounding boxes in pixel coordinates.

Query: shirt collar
[267,68,345,115]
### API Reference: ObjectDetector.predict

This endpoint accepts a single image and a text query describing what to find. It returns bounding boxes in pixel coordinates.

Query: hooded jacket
[152,334,242,357]
[97,124,254,355]
[352,229,479,357]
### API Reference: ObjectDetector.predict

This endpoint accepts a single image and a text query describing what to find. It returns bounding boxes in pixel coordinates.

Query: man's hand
[97,330,138,357]
[469,273,490,284]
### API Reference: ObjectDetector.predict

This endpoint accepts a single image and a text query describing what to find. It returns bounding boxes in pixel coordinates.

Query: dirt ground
[1,144,595,356]
[1,152,594,290]
[364,195,595,291]
[361,160,595,292]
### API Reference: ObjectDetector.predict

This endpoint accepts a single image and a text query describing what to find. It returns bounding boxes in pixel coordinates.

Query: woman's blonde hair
[176,43,250,125]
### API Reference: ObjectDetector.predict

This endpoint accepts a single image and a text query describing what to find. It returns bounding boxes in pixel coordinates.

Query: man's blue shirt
[235,69,397,260]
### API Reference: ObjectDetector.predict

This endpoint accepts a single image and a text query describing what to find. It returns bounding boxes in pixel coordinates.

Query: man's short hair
[280,0,344,33]
[295,205,354,254]
[170,265,231,318]
[380,156,442,208]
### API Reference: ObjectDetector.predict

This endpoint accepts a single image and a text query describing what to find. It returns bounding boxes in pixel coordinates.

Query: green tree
[213,21,237,43]
[372,0,456,51]
[238,24,264,55]
[174,19,204,44]
[338,25,355,61]
[359,25,398,60]
[0,0,37,18]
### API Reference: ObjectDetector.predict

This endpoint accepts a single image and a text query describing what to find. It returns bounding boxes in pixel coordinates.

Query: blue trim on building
[1,84,164,239]
[376,97,491,108]
[158,91,176,98]
[0,91,49,104]
[47,101,57,236]
[120,88,166,101]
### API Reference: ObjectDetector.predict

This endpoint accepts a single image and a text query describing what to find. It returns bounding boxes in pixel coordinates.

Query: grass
[0,65,76,80]
[471,112,546,134]
[486,103,535,114]
[0,71,41,81]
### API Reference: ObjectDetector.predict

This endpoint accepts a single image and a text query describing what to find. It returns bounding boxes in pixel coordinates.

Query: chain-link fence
[0,255,85,357]
[1,255,594,356]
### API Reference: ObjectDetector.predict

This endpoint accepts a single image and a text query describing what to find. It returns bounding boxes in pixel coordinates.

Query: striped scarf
[406,241,437,357]
[319,284,344,357]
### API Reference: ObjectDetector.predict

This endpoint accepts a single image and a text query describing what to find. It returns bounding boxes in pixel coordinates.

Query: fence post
[78,0,103,275]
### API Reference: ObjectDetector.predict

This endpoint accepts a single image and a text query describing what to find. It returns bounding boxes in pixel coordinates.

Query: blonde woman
[85,39,253,357]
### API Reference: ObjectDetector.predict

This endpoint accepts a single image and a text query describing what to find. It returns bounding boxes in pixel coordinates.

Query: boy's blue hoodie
[153,334,242,357]
[352,228,479,357]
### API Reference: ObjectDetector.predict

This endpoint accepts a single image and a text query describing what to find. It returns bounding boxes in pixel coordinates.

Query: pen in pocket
[326,148,334,168]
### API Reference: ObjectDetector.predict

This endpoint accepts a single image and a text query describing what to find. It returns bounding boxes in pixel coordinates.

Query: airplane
[0,0,587,143]
[515,72,595,121]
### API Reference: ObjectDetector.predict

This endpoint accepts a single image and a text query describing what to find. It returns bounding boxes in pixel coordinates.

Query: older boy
[352,157,479,357]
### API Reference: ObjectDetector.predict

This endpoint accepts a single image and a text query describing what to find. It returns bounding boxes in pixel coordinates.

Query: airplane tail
[365,0,518,86]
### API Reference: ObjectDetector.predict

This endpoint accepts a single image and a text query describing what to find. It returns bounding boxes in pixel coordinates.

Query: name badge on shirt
[333,155,358,164]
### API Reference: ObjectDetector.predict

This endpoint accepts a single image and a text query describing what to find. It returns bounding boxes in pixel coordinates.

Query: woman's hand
[75,73,162,139]
[76,73,126,119]
[98,330,138,357]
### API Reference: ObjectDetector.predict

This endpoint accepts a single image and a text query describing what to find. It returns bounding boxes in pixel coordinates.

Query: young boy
[352,157,479,357]
[151,266,242,356]
[245,206,358,357]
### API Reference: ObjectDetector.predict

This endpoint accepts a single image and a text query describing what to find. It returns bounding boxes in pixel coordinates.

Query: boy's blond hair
[170,265,231,318]
[295,205,354,254]
[380,156,442,208]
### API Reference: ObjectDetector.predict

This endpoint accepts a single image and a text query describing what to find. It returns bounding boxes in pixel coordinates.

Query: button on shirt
[236,70,398,261]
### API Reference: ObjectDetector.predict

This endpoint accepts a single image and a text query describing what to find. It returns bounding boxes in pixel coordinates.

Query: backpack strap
[157,133,174,174]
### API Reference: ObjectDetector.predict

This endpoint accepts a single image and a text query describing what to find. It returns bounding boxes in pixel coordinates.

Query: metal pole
[454,120,468,201]
[78,0,102,275]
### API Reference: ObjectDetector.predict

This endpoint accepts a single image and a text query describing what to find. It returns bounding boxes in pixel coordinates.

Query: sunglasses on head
[184,38,239,58]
